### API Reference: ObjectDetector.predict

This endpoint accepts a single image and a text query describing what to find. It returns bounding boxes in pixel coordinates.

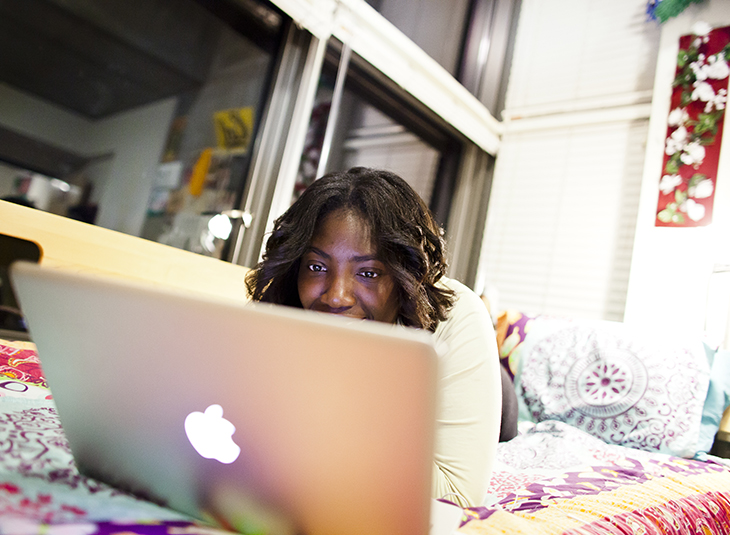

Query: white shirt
[430,277,501,507]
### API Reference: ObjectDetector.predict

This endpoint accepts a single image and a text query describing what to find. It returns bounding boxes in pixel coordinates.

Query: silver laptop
[10,261,439,535]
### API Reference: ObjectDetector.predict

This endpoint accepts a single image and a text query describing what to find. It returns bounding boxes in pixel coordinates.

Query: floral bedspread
[459,420,730,534]
[2,339,730,534]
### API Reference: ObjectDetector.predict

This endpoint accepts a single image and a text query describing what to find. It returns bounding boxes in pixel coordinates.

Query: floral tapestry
[656,23,730,227]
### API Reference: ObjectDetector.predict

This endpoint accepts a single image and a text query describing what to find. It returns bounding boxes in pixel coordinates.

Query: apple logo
[185,404,241,464]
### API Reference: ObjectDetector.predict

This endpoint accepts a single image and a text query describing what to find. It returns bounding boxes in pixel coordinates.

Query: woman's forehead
[312,209,376,251]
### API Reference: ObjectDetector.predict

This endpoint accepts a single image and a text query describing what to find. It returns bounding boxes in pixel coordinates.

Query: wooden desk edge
[1,200,251,302]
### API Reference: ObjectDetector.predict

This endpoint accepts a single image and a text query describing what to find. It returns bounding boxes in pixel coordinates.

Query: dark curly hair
[245,167,454,331]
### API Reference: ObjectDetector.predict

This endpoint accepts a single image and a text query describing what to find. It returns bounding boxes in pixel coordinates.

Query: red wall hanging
[656,23,730,227]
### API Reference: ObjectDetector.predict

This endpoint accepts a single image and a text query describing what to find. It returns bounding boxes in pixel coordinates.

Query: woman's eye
[359,270,379,279]
[307,263,325,272]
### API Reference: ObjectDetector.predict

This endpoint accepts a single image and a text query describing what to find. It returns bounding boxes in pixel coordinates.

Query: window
[0,0,284,258]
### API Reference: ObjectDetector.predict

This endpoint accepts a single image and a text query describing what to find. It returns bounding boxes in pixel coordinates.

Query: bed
[458,311,730,534]
[3,200,730,534]
[3,316,730,535]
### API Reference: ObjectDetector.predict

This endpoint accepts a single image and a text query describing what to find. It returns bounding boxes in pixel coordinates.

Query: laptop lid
[10,261,438,535]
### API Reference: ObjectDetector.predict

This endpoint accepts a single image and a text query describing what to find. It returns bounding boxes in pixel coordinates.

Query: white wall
[0,83,94,149]
[0,82,176,236]
[87,99,177,236]
[624,0,730,342]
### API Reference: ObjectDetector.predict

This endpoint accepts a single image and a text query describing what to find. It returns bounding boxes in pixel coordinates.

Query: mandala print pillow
[514,318,710,458]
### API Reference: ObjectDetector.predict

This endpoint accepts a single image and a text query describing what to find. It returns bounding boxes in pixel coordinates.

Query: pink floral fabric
[0,339,48,388]
[459,421,730,534]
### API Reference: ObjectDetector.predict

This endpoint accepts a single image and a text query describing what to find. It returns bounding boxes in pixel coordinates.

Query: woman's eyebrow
[307,246,379,263]
[305,246,330,259]
[352,254,379,263]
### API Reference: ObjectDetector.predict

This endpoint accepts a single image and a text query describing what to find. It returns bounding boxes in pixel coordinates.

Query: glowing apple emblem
[185,404,241,464]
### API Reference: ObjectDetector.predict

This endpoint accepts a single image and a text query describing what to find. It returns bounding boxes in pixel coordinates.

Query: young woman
[245,167,501,507]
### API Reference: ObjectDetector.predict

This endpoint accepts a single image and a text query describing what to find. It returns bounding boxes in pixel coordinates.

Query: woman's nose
[321,274,355,308]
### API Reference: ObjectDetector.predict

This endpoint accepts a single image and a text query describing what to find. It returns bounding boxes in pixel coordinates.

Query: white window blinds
[477,0,660,321]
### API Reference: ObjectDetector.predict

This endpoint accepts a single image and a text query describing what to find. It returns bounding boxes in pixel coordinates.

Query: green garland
[648,0,706,23]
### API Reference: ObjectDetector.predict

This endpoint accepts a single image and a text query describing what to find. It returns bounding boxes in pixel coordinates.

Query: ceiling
[0,0,283,177]
[0,0,282,120]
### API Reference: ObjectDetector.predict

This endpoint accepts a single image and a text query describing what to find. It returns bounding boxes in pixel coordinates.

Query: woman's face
[297,209,399,323]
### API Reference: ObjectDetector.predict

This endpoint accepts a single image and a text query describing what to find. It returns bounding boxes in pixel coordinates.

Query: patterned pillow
[511,317,710,458]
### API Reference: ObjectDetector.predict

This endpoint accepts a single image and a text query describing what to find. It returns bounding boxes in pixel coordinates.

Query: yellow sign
[213,107,254,151]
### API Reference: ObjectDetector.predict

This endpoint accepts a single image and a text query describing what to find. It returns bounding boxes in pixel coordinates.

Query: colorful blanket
[460,420,730,534]
[2,340,730,534]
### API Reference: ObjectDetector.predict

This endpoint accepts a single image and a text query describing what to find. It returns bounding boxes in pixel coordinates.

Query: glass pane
[291,44,455,220]
[335,102,441,205]
[292,70,336,200]
[0,0,283,258]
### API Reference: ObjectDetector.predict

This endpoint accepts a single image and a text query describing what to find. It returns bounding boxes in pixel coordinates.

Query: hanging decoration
[655,23,730,228]
[647,0,706,24]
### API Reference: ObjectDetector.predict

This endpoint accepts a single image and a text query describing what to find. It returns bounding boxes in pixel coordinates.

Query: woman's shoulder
[435,276,493,335]
[438,276,483,309]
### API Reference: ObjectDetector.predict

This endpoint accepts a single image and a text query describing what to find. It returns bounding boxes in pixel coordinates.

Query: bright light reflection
[242,211,253,228]
[208,214,233,240]
[50,178,71,192]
